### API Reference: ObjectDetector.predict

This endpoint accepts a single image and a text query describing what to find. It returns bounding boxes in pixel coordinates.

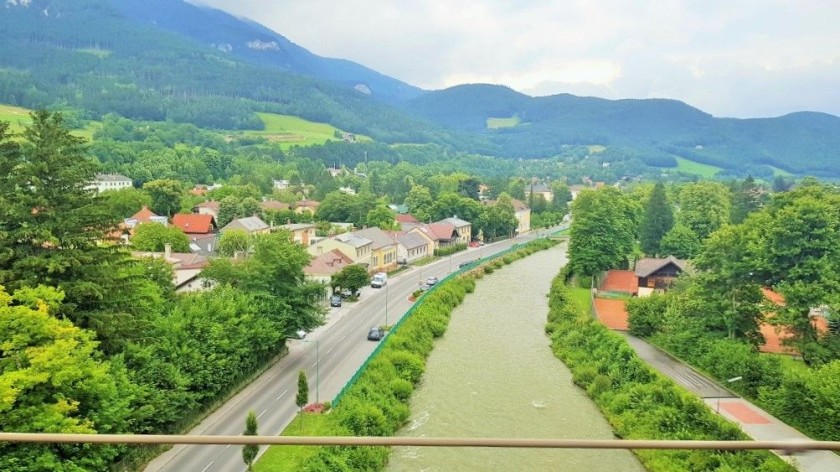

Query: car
[371,272,388,288]
[459,260,475,268]
[367,327,384,341]
[330,294,342,307]
[425,276,439,286]
[296,330,308,339]
[340,288,359,298]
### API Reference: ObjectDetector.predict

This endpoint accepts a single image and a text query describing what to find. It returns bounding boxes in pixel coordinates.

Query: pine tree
[639,182,674,256]
[296,370,309,411]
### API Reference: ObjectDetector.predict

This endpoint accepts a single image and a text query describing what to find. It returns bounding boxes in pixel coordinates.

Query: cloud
[195,0,840,117]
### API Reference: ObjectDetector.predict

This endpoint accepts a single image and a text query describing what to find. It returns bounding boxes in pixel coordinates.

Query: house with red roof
[192,200,220,219]
[304,249,355,287]
[759,287,829,354]
[171,213,216,235]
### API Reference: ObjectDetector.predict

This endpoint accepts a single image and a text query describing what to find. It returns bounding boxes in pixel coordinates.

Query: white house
[90,173,132,193]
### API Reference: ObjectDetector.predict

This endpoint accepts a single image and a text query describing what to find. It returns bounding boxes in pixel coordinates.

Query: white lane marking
[201,462,214,472]
[257,409,268,419]
[327,345,335,354]
[339,334,347,341]
[276,389,288,400]
[311,361,318,368]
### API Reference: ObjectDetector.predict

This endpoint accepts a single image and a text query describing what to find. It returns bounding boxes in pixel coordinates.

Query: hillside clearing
[673,156,724,177]
[0,104,99,139]
[245,113,370,149]
[486,115,521,129]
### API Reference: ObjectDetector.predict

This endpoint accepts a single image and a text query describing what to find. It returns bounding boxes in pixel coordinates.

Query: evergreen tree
[640,182,674,256]
[296,370,309,410]
[242,410,259,471]
[730,176,767,224]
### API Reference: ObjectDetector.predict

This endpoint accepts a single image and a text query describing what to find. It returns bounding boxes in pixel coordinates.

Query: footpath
[622,334,840,472]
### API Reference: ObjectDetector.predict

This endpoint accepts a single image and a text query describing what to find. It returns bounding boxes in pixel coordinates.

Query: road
[145,230,559,472]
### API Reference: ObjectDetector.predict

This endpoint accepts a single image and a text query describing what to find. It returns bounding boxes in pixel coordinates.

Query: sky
[196,0,840,118]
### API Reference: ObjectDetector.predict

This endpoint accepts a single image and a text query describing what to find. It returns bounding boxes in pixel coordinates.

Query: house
[188,233,218,257]
[133,244,213,293]
[221,216,270,236]
[396,213,419,226]
[304,249,356,287]
[525,182,554,202]
[308,232,373,266]
[273,179,291,190]
[759,288,829,354]
[192,200,220,219]
[411,223,457,250]
[438,217,472,245]
[90,173,132,193]
[392,231,431,264]
[294,200,320,215]
[277,223,316,246]
[189,185,209,197]
[352,227,398,273]
[260,200,291,212]
[171,213,216,236]
[634,256,689,290]
[124,206,168,229]
[510,199,531,234]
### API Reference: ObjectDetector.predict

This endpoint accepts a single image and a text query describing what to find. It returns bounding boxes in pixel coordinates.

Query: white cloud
[195,0,840,117]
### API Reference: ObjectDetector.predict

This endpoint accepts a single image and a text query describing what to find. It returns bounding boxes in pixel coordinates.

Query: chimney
[164,243,172,259]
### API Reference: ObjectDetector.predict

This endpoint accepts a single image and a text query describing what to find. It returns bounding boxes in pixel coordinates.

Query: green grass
[486,115,520,129]
[673,156,724,178]
[569,287,592,316]
[245,113,370,149]
[0,104,34,132]
[253,413,333,472]
[588,145,606,153]
[76,47,112,58]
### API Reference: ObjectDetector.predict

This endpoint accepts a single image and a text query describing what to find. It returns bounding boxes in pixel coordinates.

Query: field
[674,156,724,178]
[0,104,34,132]
[245,113,369,149]
[588,145,606,153]
[486,115,520,129]
[253,412,333,472]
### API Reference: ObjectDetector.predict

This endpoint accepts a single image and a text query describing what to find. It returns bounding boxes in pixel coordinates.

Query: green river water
[385,244,645,471]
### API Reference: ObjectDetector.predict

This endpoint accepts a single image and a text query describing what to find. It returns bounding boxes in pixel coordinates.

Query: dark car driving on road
[367,327,384,341]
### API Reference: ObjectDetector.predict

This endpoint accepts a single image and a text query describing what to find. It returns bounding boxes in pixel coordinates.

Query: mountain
[404,84,840,177]
[0,0,443,143]
[112,0,423,104]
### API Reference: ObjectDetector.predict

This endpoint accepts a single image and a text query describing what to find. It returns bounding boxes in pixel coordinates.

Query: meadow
[245,112,369,149]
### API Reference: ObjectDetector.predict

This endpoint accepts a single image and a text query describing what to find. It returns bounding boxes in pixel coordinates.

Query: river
[386,244,645,471]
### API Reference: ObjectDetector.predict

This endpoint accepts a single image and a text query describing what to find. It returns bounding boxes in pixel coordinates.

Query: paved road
[624,334,840,472]
[144,231,553,472]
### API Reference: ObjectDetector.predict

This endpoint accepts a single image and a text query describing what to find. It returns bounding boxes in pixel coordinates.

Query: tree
[677,182,731,240]
[568,188,636,277]
[296,370,309,410]
[0,285,133,470]
[640,182,674,256]
[217,229,252,257]
[366,205,397,230]
[217,195,240,227]
[404,185,433,222]
[0,111,128,316]
[242,410,259,471]
[131,223,190,252]
[331,264,370,295]
[143,179,183,217]
[731,176,768,224]
[659,224,701,259]
[100,187,151,219]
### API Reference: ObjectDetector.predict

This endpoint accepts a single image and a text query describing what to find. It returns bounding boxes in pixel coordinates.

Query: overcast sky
[196,0,840,118]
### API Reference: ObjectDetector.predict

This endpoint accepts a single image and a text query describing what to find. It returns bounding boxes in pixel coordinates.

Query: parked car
[330,294,342,307]
[340,288,359,298]
[296,330,308,339]
[425,276,439,286]
[367,327,384,341]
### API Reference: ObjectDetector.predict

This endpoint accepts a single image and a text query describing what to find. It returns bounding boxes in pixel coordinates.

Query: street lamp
[716,376,742,414]
[303,339,320,404]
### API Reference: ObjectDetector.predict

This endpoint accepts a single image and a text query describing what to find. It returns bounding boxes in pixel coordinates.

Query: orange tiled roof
[131,205,159,222]
[600,270,639,294]
[171,214,215,234]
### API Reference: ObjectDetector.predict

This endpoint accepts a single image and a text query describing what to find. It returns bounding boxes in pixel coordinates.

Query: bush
[627,295,669,337]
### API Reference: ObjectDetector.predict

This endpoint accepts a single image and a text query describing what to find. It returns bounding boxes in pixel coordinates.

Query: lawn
[253,412,334,472]
[569,287,592,316]
[245,113,370,149]
[486,115,520,129]
[674,156,724,178]
[587,145,606,153]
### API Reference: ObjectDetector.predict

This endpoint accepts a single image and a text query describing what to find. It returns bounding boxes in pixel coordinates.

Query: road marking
[312,360,319,368]
[276,389,288,400]
[327,345,335,354]
[257,409,268,419]
[339,334,347,341]
[201,462,213,472]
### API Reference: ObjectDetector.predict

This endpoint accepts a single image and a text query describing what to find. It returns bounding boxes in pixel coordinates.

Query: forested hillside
[0,0,449,143]
[405,84,840,177]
